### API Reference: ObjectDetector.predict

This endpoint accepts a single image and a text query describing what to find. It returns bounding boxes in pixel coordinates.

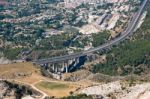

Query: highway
[34,0,148,65]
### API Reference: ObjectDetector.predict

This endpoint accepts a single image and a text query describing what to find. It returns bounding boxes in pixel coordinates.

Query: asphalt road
[34,0,148,65]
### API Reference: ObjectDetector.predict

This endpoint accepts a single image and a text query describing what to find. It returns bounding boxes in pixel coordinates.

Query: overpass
[34,0,148,65]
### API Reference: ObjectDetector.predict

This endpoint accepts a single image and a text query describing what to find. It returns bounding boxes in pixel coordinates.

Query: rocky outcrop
[0,57,12,64]
[79,81,150,99]
[64,70,91,81]
[0,80,41,99]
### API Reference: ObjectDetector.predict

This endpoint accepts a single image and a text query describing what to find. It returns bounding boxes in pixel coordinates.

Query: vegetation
[36,81,69,90]
[61,94,93,99]
[92,31,110,47]
[3,48,22,60]
[0,0,136,61]
[92,7,150,75]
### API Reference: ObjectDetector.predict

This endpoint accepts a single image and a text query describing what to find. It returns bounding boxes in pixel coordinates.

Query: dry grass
[35,81,79,98]
[0,62,40,79]
[0,62,92,98]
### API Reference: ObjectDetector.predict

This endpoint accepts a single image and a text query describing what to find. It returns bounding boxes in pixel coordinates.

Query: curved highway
[34,0,148,64]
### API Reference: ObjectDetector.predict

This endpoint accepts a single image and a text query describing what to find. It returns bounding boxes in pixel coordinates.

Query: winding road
[34,0,148,64]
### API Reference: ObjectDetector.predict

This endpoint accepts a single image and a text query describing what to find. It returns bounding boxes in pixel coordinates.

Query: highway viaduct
[33,0,149,74]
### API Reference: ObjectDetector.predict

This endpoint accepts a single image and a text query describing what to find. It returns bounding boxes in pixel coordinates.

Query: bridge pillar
[65,65,68,73]
[86,56,90,62]
[62,60,68,73]
[54,63,57,73]
[75,58,79,63]
[61,61,65,72]
[52,64,55,72]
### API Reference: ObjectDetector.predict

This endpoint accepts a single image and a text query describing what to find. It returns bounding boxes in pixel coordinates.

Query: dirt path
[0,79,48,99]
[15,80,48,99]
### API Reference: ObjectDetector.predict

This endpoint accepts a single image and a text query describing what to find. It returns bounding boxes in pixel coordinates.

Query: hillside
[91,5,150,76]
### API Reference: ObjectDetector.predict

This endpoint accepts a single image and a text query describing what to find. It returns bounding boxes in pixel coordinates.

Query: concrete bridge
[33,0,148,74]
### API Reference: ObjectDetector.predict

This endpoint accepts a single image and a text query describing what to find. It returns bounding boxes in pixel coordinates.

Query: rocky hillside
[0,80,41,99]
[79,80,150,99]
